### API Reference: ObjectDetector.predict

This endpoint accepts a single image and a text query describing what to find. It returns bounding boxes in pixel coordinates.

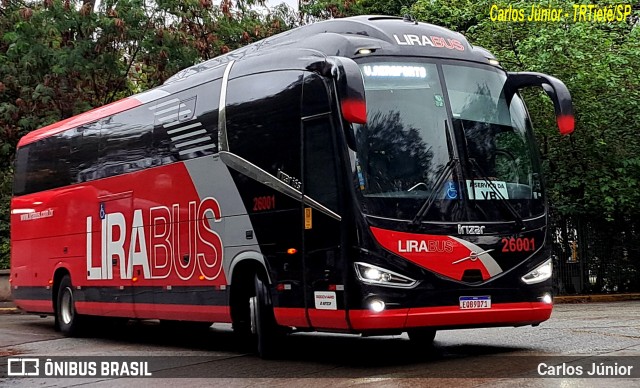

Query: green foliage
[410,0,640,220]
[356,0,418,17]
[300,0,363,21]
[0,0,295,269]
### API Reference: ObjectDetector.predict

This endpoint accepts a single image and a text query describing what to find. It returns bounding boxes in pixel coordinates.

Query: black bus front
[344,57,561,335]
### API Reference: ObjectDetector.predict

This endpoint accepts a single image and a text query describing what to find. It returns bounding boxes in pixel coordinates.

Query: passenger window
[100,107,154,178]
[226,71,303,182]
[304,117,339,212]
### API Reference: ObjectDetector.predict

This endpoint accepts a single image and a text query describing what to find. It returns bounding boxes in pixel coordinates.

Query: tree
[408,0,640,292]
[409,0,640,218]
[0,0,294,269]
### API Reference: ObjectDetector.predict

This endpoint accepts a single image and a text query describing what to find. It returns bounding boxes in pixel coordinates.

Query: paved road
[1,301,639,387]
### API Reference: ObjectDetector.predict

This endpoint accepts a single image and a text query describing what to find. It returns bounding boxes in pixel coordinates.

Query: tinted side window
[100,107,154,178]
[304,117,339,212]
[13,145,29,195]
[302,73,332,117]
[71,121,101,183]
[226,71,303,181]
[15,135,71,195]
[152,79,220,163]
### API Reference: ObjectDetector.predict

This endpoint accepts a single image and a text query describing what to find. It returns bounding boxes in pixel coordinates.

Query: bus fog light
[355,262,417,288]
[521,259,552,285]
[369,299,385,313]
[542,294,552,304]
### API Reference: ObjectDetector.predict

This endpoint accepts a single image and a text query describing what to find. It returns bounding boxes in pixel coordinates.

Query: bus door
[95,192,138,318]
[301,74,347,329]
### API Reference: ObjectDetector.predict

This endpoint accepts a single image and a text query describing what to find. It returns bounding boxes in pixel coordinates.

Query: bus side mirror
[327,56,367,125]
[507,72,574,135]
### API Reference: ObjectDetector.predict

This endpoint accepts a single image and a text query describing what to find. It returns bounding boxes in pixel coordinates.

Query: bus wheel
[407,328,436,346]
[56,275,84,336]
[250,273,280,359]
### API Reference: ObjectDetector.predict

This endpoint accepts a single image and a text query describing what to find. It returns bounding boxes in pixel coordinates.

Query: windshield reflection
[353,59,544,222]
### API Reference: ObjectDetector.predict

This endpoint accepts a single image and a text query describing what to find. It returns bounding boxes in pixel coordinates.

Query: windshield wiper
[412,121,457,225]
[411,158,457,225]
[468,158,525,230]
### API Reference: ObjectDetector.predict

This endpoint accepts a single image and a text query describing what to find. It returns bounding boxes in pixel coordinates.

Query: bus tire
[251,273,280,359]
[407,328,436,346]
[56,275,84,336]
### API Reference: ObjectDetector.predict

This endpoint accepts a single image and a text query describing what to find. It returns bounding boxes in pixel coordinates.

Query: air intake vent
[462,269,484,283]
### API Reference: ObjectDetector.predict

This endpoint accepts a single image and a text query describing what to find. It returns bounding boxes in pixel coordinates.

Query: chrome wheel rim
[60,287,74,325]
[249,296,257,335]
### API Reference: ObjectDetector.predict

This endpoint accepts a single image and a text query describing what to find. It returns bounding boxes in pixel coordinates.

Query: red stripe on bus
[349,308,410,330]
[75,302,231,322]
[18,97,142,147]
[307,309,349,330]
[274,307,310,328]
[13,299,53,314]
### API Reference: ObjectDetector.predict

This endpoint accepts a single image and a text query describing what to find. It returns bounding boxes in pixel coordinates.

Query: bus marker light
[48,279,53,285]
[132,277,138,282]
[287,248,297,255]
[198,275,205,281]
[341,99,367,124]
[357,48,374,55]
[277,284,292,291]
[557,115,575,135]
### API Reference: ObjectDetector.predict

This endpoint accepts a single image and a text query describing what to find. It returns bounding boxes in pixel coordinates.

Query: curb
[0,300,19,315]
[554,293,640,304]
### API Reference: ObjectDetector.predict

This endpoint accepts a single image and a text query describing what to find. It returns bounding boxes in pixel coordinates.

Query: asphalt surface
[0,300,639,386]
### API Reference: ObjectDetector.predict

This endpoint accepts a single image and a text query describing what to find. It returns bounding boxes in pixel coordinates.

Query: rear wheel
[56,275,85,336]
[407,328,436,346]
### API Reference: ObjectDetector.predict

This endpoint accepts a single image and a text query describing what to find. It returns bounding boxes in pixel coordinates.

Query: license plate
[459,296,491,310]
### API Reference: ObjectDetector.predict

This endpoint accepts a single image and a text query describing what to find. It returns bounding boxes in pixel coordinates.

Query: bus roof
[18,15,493,148]
[166,15,492,84]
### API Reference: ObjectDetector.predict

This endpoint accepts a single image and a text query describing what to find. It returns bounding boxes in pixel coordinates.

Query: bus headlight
[521,259,552,285]
[355,262,417,288]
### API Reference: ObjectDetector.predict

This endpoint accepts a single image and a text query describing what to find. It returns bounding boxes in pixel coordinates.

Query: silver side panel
[184,157,262,284]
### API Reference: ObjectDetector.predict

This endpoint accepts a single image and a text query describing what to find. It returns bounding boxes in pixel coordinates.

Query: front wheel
[56,275,85,336]
[250,273,282,359]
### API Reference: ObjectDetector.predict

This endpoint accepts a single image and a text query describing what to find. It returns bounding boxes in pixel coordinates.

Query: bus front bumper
[348,301,553,331]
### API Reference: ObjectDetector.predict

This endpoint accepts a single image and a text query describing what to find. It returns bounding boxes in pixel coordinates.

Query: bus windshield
[353,59,545,222]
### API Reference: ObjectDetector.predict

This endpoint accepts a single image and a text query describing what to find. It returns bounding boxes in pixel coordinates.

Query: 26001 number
[501,237,535,252]
[253,195,276,211]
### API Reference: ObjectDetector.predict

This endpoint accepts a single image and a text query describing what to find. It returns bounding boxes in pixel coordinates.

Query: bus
[10,15,574,358]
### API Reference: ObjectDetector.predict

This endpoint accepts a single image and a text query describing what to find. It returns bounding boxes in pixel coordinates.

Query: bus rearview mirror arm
[507,72,575,135]
[308,56,366,150]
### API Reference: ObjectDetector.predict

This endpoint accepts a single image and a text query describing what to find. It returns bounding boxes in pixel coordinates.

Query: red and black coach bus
[10,15,574,357]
